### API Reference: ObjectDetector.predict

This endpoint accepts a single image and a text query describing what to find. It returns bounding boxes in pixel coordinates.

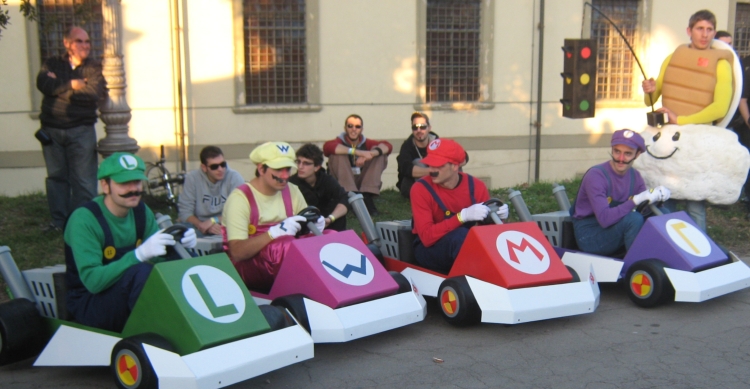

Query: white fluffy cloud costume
[633,124,750,204]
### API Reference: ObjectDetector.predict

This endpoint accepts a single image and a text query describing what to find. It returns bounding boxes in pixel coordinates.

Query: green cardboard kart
[0,246,313,389]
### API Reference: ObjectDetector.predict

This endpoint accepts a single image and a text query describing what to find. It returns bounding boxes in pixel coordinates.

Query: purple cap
[611,129,645,153]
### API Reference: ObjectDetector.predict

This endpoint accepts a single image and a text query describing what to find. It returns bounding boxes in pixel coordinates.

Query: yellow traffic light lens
[580,73,590,85]
[579,100,590,111]
[566,77,572,85]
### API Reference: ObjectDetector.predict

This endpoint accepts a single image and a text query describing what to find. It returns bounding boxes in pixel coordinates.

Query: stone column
[97,0,138,157]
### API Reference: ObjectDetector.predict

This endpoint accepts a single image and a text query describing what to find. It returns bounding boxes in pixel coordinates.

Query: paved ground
[3,279,750,389]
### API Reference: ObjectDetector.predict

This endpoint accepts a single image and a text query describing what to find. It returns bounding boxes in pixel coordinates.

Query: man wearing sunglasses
[323,114,392,216]
[36,26,105,232]
[289,143,349,231]
[178,146,245,236]
[571,130,670,256]
[396,112,440,199]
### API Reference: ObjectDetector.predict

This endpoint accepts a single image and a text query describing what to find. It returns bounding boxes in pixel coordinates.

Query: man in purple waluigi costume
[571,129,672,256]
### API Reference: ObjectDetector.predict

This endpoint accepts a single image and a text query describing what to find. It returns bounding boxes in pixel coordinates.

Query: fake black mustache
[120,191,144,198]
[609,153,635,165]
[429,172,439,177]
[271,174,287,184]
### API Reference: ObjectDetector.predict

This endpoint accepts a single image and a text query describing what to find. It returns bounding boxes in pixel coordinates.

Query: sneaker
[43,222,63,233]
[363,194,380,217]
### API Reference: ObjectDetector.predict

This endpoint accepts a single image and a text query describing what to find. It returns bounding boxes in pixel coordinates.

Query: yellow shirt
[223,182,307,241]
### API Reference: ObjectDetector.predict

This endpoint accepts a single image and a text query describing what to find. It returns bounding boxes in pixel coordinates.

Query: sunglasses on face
[294,159,314,166]
[346,124,363,129]
[208,161,227,170]
[412,123,429,131]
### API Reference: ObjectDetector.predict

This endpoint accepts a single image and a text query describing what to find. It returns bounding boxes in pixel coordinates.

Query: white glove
[632,188,661,205]
[180,228,197,249]
[314,216,326,233]
[268,215,306,239]
[496,203,509,220]
[135,230,176,262]
[459,204,490,223]
[653,186,671,202]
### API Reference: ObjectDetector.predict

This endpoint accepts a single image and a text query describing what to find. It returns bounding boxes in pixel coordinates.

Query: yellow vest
[662,44,734,119]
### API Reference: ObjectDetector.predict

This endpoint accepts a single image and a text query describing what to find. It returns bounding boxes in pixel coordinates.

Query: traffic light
[560,39,597,119]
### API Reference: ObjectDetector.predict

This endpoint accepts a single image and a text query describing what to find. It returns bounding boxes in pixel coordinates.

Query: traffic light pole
[534,0,545,183]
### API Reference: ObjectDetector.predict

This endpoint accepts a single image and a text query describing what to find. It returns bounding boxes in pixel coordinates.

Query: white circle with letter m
[495,231,550,275]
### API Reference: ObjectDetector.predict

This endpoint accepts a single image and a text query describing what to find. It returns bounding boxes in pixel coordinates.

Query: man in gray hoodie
[178,146,245,236]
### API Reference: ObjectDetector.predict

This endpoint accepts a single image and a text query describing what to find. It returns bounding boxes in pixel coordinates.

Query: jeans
[573,212,644,256]
[414,225,470,273]
[663,199,706,231]
[66,262,152,333]
[42,125,98,228]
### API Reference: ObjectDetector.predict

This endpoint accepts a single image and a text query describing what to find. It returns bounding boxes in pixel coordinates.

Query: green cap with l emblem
[97,152,148,183]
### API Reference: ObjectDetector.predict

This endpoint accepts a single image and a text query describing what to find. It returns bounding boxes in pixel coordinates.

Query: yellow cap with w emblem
[97,152,147,183]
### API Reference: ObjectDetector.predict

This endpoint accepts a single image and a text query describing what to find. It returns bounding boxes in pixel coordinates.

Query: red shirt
[322,133,393,156]
[411,173,490,247]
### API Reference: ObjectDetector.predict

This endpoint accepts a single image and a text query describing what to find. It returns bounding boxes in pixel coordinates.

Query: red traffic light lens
[580,47,591,59]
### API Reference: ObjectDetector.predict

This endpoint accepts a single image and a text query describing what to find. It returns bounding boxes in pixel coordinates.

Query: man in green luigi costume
[64,152,197,332]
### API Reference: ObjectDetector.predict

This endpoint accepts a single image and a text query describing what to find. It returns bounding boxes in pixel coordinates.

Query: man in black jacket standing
[36,26,104,232]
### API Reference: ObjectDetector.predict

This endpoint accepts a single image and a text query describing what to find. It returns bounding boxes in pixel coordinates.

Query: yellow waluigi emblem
[104,246,117,260]
[248,224,257,234]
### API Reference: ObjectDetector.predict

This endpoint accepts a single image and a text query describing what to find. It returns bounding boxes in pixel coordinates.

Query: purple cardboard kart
[557,210,750,307]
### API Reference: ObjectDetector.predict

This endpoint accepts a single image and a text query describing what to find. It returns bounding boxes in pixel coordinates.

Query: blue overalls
[413,175,477,273]
[571,165,644,256]
[65,201,150,332]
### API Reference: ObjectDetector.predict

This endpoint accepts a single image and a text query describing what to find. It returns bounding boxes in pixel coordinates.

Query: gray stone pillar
[97,0,138,157]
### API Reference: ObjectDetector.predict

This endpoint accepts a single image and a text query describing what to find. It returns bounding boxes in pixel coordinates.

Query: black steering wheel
[162,224,189,258]
[480,198,505,225]
[296,206,322,236]
[635,200,663,217]
[163,224,188,241]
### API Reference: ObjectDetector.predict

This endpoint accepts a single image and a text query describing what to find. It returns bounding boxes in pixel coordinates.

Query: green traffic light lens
[579,100,590,111]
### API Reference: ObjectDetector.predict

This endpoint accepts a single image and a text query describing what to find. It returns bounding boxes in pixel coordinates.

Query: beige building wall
[0,0,736,196]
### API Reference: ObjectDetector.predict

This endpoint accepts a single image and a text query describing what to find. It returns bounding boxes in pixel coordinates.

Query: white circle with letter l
[495,231,550,275]
[319,243,375,286]
[181,265,246,323]
[665,219,710,257]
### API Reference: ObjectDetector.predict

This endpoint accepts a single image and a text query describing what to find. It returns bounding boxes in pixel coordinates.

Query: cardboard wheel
[389,271,412,294]
[0,298,47,366]
[438,277,480,326]
[272,294,311,333]
[259,304,295,331]
[111,334,172,389]
[625,259,674,308]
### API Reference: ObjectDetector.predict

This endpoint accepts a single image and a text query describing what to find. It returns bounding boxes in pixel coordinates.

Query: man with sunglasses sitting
[571,130,670,256]
[323,114,392,216]
[289,143,349,231]
[178,146,244,236]
[397,112,440,199]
